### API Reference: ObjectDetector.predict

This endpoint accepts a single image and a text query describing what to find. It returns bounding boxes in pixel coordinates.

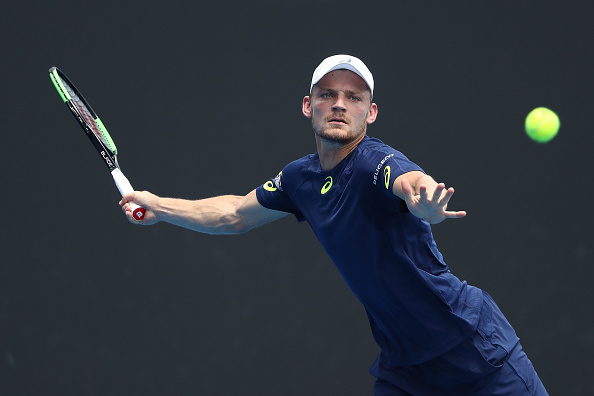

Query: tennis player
[120,55,548,395]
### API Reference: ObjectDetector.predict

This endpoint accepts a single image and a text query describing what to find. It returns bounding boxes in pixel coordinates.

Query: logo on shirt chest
[321,176,333,194]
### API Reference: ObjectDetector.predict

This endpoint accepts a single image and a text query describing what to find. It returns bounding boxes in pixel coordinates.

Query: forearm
[154,195,249,235]
[122,189,288,232]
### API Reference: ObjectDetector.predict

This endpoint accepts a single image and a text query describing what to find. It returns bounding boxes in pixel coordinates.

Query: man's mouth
[328,117,347,124]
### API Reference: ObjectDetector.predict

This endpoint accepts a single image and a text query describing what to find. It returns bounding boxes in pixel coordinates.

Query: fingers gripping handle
[111,168,146,221]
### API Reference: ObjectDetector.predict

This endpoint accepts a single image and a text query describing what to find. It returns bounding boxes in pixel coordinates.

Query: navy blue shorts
[370,292,548,395]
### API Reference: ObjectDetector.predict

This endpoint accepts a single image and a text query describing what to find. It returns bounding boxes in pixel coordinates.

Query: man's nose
[332,93,347,111]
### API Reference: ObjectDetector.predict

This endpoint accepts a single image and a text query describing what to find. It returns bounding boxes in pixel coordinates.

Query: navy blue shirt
[256,136,482,366]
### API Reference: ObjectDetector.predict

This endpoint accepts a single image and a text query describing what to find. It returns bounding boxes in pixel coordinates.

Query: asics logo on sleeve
[263,171,283,192]
[263,181,277,192]
[384,166,391,189]
[321,176,333,194]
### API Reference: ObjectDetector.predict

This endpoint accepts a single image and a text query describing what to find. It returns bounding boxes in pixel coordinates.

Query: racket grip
[111,168,146,221]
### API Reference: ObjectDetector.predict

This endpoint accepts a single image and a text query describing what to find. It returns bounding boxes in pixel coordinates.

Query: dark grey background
[1,0,592,394]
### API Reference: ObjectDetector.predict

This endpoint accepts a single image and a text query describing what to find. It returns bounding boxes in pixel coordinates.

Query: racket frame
[49,67,145,220]
[49,67,120,171]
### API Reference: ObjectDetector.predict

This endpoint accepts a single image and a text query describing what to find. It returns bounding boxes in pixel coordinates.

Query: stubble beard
[312,115,367,146]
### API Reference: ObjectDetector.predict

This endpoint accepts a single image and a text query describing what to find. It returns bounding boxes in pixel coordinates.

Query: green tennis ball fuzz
[525,107,560,143]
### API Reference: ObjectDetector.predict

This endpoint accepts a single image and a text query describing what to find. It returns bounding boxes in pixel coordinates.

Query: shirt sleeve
[369,149,425,204]
[387,150,424,183]
[255,170,306,222]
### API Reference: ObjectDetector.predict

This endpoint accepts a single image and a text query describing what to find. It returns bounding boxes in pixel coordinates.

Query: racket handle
[111,168,146,221]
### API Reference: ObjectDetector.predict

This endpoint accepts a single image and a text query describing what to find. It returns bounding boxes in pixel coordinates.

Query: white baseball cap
[310,54,374,95]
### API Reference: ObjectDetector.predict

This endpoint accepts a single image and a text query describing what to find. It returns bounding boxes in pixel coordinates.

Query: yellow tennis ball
[525,107,560,143]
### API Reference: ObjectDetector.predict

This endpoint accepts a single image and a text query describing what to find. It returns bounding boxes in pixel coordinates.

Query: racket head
[49,67,119,157]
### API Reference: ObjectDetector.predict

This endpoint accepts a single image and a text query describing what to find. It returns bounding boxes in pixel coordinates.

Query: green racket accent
[95,117,118,154]
[49,68,71,102]
[49,73,67,102]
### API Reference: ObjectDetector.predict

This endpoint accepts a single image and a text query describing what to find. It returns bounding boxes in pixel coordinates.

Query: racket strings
[59,77,118,155]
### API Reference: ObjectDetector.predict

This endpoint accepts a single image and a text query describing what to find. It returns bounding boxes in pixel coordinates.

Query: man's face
[303,69,378,145]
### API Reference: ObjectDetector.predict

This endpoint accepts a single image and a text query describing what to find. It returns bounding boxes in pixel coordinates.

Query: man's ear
[302,95,312,118]
[367,103,378,124]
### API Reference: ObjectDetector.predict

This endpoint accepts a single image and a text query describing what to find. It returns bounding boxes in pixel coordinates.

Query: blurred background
[1,0,592,394]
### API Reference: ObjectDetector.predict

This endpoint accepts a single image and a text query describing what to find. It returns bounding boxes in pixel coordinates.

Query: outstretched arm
[392,171,466,224]
[119,189,289,234]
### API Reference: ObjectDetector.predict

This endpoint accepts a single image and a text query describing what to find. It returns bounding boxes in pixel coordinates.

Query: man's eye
[321,93,333,98]
[350,96,361,102]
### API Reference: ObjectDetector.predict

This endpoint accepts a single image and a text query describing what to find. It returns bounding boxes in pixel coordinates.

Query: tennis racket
[49,67,145,221]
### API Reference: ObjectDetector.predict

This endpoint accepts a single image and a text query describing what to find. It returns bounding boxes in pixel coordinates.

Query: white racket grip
[111,168,146,221]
